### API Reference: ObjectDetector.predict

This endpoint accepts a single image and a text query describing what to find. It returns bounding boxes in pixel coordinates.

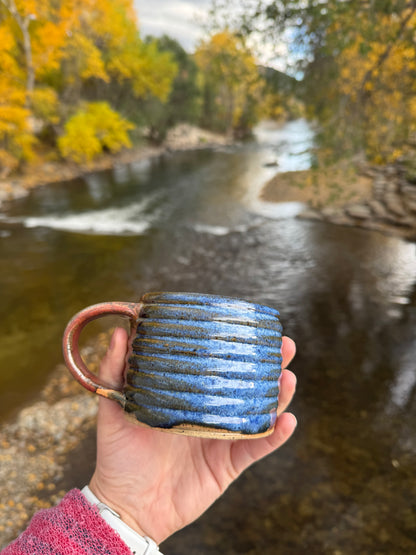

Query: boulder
[297,209,324,221]
[368,199,390,219]
[327,212,356,226]
[321,206,343,218]
[383,192,407,217]
[345,203,373,219]
[404,199,416,214]
[401,184,416,198]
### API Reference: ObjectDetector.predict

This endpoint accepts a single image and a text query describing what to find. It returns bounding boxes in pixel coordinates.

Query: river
[0,119,415,553]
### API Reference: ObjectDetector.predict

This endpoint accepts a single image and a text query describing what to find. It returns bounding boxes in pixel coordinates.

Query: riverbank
[0,124,231,209]
[261,160,416,240]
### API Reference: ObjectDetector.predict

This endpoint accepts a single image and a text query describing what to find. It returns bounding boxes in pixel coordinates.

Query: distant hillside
[258,66,300,95]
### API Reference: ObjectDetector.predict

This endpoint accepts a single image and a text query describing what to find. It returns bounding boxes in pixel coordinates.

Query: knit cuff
[3,489,132,554]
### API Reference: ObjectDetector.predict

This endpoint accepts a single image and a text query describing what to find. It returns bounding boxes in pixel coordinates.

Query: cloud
[133,0,292,72]
[134,0,211,51]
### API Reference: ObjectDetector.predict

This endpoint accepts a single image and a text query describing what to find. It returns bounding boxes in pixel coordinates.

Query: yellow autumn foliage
[129,41,177,101]
[31,87,59,125]
[0,80,35,163]
[0,25,20,77]
[63,33,109,85]
[58,102,134,163]
[195,30,263,134]
[0,0,178,167]
[326,7,416,162]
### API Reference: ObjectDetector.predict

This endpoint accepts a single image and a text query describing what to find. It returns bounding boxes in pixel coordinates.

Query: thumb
[99,327,129,388]
[230,412,297,477]
[97,327,129,426]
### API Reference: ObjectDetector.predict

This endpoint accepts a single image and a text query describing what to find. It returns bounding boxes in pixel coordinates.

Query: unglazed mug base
[122,411,277,439]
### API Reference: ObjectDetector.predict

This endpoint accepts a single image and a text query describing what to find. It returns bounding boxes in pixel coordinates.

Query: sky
[134,0,212,52]
[133,0,292,72]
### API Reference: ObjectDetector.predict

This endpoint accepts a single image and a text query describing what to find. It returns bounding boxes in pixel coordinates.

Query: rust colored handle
[62,301,141,406]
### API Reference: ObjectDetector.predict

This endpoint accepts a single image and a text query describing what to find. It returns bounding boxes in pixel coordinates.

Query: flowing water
[0,119,415,553]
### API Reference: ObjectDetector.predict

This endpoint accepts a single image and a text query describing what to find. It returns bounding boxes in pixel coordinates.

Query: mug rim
[140,291,280,317]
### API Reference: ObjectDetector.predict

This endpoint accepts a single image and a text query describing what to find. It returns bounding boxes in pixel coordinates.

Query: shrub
[58,102,134,163]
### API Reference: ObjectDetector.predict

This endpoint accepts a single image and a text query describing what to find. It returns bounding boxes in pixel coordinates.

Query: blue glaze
[139,305,281,328]
[128,370,273,391]
[125,292,282,435]
[136,319,282,346]
[132,336,281,362]
[129,352,280,377]
[126,387,278,413]
[141,292,280,317]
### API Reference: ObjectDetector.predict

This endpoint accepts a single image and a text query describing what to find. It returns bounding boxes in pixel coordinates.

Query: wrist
[88,473,176,545]
[88,477,148,536]
[83,483,161,554]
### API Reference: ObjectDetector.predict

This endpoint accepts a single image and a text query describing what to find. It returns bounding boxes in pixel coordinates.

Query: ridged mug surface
[125,292,282,437]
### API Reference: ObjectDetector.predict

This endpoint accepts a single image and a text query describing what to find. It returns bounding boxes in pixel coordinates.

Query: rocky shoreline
[0,332,110,549]
[296,163,416,241]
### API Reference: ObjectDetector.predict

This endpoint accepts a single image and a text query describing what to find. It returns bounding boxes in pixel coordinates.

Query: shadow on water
[1,120,415,552]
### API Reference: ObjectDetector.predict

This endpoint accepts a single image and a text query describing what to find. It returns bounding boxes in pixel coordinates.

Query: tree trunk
[1,0,35,107]
[21,18,35,104]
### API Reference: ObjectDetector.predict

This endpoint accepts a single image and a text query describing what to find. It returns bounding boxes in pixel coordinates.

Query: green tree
[259,66,302,121]
[195,30,263,137]
[138,35,200,143]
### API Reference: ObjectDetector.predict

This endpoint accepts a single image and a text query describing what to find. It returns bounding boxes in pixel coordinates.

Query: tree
[139,35,201,143]
[43,0,177,110]
[210,0,416,162]
[332,5,416,162]
[259,66,302,121]
[0,0,35,106]
[0,80,34,170]
[0,0,178,168]
[195,30,263,137]
[0,14,35,168]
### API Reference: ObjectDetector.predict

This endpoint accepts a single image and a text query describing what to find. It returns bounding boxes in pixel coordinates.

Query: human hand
[89,328,297,545]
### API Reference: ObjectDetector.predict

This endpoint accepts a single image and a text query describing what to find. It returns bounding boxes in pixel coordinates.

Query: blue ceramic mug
[63,292,283,439]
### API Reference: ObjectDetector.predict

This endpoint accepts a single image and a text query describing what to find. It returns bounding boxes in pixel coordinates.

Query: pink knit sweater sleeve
[2,489,132,554]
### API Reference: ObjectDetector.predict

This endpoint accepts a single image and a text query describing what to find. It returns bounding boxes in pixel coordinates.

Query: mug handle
[62,301,141,407]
